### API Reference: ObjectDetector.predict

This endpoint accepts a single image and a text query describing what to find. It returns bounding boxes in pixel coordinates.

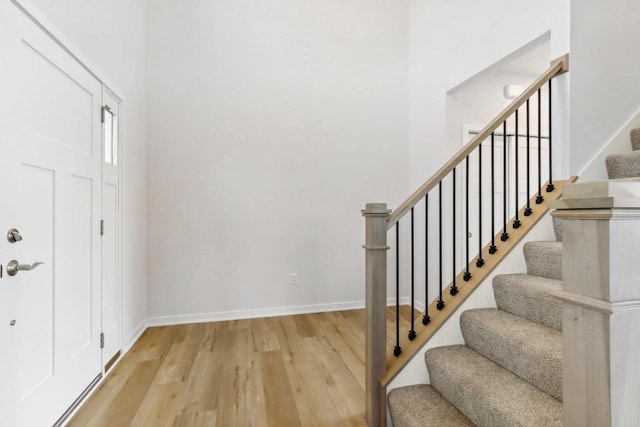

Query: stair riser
[493,274,562,331]
[388,385,474,427]
[524,242,562,280]
[605,151,640,179]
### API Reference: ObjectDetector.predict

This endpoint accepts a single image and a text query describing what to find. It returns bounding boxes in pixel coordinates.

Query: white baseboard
[147,298,427,327]
[124,319,148,352]
[147,300,366,326]
[395,297,426,313]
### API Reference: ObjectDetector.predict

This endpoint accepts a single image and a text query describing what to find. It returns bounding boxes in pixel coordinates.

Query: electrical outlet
[290,273,298,285]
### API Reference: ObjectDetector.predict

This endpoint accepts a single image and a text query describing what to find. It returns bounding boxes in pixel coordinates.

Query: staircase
[386,129,640,426]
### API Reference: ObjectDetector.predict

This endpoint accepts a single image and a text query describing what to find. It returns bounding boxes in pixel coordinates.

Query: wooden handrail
[386,54,569,230]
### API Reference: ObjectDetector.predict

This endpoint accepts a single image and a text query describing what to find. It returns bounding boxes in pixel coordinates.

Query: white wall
[568,0,640,176]
[26,0,148,347]
[446,38,550,149]
[408,0,553,192]
[146,0,410,322]
[550,0,571,179]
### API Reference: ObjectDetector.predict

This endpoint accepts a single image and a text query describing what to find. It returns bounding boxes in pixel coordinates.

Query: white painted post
[363,203,391,427]
[551,180,640,426]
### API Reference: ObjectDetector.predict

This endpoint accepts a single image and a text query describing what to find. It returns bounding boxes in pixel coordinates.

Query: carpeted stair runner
[606,128,640,179]
[388,222,565,426]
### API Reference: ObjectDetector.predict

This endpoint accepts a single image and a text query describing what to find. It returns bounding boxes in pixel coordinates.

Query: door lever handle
[6,260,44,276]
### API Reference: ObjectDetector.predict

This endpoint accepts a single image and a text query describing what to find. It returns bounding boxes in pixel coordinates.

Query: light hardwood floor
[68,307,417,427]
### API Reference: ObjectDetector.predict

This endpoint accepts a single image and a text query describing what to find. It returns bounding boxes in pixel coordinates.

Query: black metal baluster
[547,81,555,192]
[513,108,521,229]
[423,195,431,325]
[464,156,471,281]
[476,144,485,267]
[501,121,509,242]
[394,223,402,357]
[437,181,445,310]
[489,133,497,254]
[524,99,532,216]
[451,169,458,295]
[536,88,544,204]
[408,208,416,341]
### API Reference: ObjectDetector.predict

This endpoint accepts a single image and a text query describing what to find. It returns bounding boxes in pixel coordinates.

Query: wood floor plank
[214,328,258,426]
[305,336,366,425]
[131,326,180,362]
[333,310,367,356]
[273,315,336,414]
[299,409,345,427]
[258,350,303,427]
[173,410,217,427]
[130,382,185,427]
[66,357,140,426]
[227,318,251,330]
[293,313,320,337]
[154,323,205,385]
[251,317,280,352]
[175,322,227,415]
[90,359,163,427]
[315,312,366,390]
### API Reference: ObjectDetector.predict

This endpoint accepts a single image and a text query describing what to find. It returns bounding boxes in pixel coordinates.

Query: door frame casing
[101,85,124,373]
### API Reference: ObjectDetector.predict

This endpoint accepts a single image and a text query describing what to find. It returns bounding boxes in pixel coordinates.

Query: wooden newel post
[551,180,640,426]
[362,203,391,427]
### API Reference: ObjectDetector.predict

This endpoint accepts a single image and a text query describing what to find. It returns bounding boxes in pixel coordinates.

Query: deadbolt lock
[7,228,22,243]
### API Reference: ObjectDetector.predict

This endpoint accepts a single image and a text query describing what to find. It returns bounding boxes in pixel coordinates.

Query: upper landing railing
[363,54,570,427]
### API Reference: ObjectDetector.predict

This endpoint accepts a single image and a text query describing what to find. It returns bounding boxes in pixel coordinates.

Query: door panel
[15,164,55,401]
[19,40,94,155]
[62,174,94,357]
[0,2,103,425]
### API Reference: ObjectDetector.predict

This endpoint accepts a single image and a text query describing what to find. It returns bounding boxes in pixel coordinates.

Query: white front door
[0,2,103,425]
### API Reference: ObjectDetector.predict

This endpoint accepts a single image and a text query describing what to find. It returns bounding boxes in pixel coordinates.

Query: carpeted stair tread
[460,308,562,400]
[426,345,562,427]
[524,241,563,280]
[388,384,474,427]
[493,273,562,331]
[605,150,640,179]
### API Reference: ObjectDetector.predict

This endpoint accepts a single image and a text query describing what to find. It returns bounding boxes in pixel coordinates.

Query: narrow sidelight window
[103,105,118,165]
